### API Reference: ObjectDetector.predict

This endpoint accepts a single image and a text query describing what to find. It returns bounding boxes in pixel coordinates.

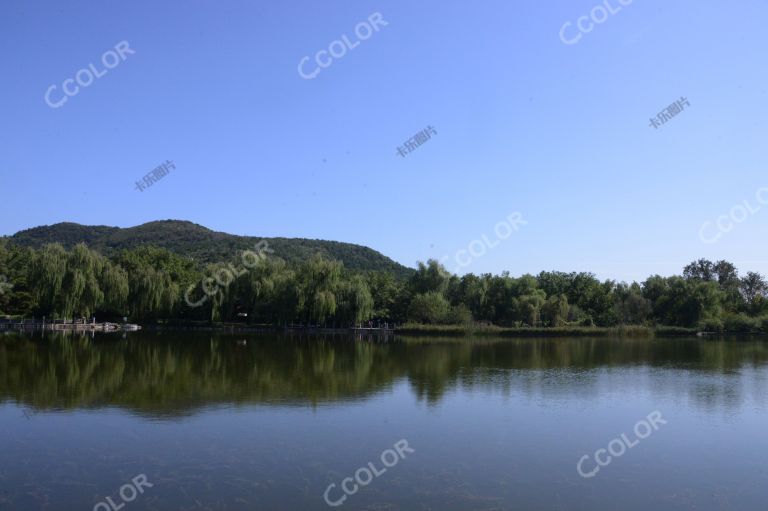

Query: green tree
[454,274,490,321]
[59,243,105,318]
[541,294,569,327]
[27,243,68,316]
[100,261,129,314]
[408,291,451,324]
[336,275,374,326]
[367,271,405,321]
[409,259,451,295]
[614,282,651,325]
[740,271,768,315]
[515,290,546,326]
[296,255,342,324]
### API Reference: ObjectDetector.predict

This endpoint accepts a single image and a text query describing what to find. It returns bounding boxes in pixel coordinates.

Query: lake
[2,332,768,510]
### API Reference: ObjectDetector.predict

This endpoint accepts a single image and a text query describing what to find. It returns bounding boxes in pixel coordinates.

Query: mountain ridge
[7,220,413,278]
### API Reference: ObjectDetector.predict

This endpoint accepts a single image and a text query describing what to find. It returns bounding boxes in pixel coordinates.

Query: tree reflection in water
[2,331,767,417]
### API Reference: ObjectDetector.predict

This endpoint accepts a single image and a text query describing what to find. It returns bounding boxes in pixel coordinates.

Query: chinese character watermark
[649,97,690,129]
[397,126,437,158]
[135,160,175,192]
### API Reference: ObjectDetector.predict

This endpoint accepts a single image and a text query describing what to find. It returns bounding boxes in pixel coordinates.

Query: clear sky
[1,0,766,282]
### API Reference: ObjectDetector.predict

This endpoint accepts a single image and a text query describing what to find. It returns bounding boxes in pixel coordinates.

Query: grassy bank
[396,323,701,338]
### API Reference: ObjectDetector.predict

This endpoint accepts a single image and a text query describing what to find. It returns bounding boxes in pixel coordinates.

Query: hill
[7,220,413,278]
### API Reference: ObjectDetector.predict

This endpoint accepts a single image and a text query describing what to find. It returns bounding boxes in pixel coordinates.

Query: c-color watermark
[559,0,634,45]
[577,411,666,479]
[440,213,526,274]
[93,474,152,511]
[184,241,273,308]
[299,12,388,80]
[323,439,414,507]
[699,187,768,244]
[45,41,134,109]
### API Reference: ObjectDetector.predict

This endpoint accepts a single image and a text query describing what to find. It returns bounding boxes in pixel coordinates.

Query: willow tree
[127,264,179,319]
[27,243,68,316]
[541,294,569,327]
[0,240,8,277]
[410,259,451,295]
[336,275,374,326]
[115,246,194,319]
[515,290,547,326]
[0,241,11,314]
[235,257,293,323]
[207,269,225,322]
[58,243,105,318]
[100,261,130,315]
[295,255,342,325]
[270,263,299,325]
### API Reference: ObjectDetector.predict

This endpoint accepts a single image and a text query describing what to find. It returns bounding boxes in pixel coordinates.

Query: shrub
[722,313,760,332]
[700,318,724,332]
[444,304,472,325]
[758,316,768,333]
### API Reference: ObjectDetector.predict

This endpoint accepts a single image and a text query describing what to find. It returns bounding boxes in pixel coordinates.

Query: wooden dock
[0,319,141,332]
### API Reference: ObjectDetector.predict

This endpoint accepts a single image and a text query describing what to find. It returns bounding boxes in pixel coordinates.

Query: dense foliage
[1,237,767,332]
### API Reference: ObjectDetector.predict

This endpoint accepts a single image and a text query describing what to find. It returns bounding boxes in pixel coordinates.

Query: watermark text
[323,439,414,507]
[577,411,666,479]
[45,41,134,109]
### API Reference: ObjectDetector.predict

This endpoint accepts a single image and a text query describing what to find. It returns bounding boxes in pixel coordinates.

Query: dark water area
[1,331,768,510]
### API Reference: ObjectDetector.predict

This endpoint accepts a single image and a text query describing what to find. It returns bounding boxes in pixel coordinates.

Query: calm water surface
[1,332,768,510]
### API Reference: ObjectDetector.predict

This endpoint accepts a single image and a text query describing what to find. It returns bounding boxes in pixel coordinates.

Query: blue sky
[1,0,766,282]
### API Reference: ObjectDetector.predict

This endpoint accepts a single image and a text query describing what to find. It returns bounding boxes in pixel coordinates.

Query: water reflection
[2,332,768,417]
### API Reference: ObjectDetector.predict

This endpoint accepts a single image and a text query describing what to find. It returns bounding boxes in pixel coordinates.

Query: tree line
[1,240,767,331]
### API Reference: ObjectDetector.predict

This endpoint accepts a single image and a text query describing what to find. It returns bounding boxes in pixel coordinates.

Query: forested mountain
[2,223,767,331]
[8,220,412,278]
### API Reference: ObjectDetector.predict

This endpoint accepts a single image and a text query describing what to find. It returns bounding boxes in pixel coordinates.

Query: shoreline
[6,320,768,339]
[396,324,700,337]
